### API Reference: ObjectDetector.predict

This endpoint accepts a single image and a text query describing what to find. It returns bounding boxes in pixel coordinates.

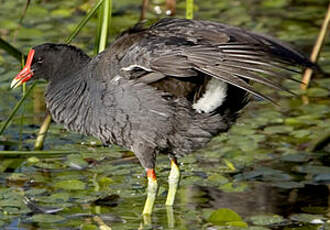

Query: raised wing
[113,18,313,103]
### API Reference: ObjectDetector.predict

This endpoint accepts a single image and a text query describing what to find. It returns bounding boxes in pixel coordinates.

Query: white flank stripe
[121,64,151,72]
[111,75,122,84]
[112,75,122,82]
[193,78,227,113]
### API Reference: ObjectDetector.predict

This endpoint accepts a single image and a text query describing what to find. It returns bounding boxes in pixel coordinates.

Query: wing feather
[115,18,312,103]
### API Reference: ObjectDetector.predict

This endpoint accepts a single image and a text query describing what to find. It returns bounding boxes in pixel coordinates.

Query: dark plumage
[12,18,313,215]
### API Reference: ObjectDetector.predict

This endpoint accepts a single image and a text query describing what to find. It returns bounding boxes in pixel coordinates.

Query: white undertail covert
[193,78,227,113]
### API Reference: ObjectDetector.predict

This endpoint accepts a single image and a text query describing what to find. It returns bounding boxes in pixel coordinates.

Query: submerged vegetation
[0,0,329,229]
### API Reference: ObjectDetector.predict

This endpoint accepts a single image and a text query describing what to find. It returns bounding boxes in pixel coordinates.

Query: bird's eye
[36,57,43,64]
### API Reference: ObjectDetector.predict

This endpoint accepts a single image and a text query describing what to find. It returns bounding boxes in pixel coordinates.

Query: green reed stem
[186,0,194,19]
[94,5,103,54]
[98,0,112,52]
[0,150,77,156]
[0,81,37,136]
[34,112,52,150]
[0,38,23,61]
[65,0,104,44]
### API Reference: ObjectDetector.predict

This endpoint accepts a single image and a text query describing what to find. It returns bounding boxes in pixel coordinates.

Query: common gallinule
[11,18,313,216]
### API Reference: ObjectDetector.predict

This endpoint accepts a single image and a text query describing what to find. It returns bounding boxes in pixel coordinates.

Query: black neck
[45,67,93,135]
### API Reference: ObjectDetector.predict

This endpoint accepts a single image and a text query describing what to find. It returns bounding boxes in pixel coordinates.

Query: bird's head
[11,43,90,88]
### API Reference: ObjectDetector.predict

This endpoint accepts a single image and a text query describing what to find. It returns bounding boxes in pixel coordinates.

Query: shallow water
[0,0,330,229]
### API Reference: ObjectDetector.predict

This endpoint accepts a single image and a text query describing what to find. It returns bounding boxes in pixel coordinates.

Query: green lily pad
[35,161,64,169]
[0,188,23,199]
[299,104,330,115]
[301,206,328,214]
[54,179,86,191]
[285,117,306,126]
[219,182,248,192]
[306,88,329,97]
[31,214,65,223]
[26,5,49,17]
[25,188,47,196]
[0,20,18,30]
[262,0,288,8]
[3,206,30,215]
[294,165,330,174]
[234,167,291,182]
[264,125,294,134]
[16,27,44,40]
[250,134,267,143]
[230,125,256,135]
[26,157,40,164]
[249,214,285,225]
[51,8,73,17]
[280,153,310,162]
[0,199,23,208]
[98,176,114,190]
[208,208,247,227]
[208,174,229,185]
[246,227,270,230]
[270,181,304,189]
[290,129,312,138]
[315,78,330,90]
[226,221,249,227]
[289,214,324,223]
[66,154,88,169]
[81,224,98,230]
[6,173,29,182]
[313,173,330,182]
[47,192,70,203]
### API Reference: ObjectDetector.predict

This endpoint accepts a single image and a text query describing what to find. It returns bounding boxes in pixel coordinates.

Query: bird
[11,18,313,216]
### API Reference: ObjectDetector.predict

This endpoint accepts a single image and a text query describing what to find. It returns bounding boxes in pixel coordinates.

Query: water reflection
[187,183,329,218]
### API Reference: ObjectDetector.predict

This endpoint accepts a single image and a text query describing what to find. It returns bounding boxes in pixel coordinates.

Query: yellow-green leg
[143,169,158,216]
[165,159,180,206]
